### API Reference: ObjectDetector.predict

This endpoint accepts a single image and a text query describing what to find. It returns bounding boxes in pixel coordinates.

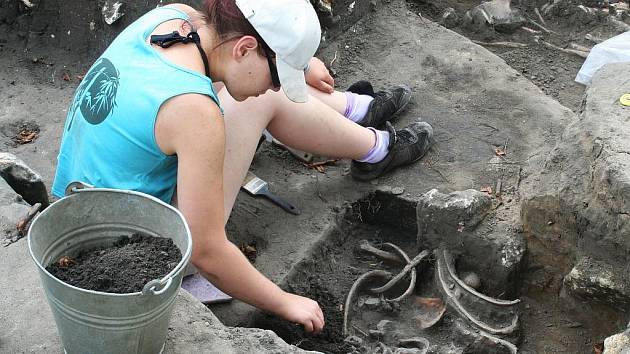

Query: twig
[521,26,541,34]
[472,40,528,48]
[16,203,42,235]
[495,178,503,197]
[20,0,34,8]
[534,7,547,27]
[329,50,338,68]
[528,18,556,34]
[517,167,522,189]
[539,40,589,58]
[569,42,592,53]
[503,137,509,155]
[351,325,368,337]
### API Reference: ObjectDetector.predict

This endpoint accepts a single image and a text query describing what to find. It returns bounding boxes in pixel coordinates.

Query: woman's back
[52,6,219,202]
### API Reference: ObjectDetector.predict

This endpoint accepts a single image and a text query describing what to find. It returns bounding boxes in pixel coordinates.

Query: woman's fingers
[303,318,315,333]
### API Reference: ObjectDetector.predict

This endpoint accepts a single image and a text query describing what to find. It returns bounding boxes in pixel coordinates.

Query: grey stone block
[417,189,492,239]
[165,290,321,353]
[417,189,524,295]
[463,0,526,34]
[603,328,630,354]
[564,256,630,311]
[0,152,49,207]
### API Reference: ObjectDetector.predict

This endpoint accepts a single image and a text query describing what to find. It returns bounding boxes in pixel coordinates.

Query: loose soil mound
[47,233,181,293]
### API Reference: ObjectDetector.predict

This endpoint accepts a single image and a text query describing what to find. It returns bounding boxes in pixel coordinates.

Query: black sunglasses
[262,46,281,89]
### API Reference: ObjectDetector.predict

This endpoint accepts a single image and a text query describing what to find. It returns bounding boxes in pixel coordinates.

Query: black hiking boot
[351,120,433,181]
[347,80,412,128]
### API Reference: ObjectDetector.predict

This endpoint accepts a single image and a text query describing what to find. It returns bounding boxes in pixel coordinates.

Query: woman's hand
[305,57,334,94]
[275,292,325,334]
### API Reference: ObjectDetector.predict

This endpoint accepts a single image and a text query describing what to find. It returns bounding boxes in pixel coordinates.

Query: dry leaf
[480,186,493,196]
[77,74,84,81]
[58,255,77,268]
[412,296,446,329]
[303,159,338,173]
[593,343,604,354]
[62,72,70,81]
[15,130,38,144]
[239,243,257,263]
[494,148,506,156]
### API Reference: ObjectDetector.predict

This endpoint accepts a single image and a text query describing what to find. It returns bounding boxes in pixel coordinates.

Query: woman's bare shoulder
[155,93,223,155]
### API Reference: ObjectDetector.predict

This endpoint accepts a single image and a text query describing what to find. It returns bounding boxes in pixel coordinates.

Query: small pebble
[364,297,380,308]
[461,272,481,290]
[392,187,404,195]
[377,319,394,332]
[344,335,363,346]
[369,329,384,338]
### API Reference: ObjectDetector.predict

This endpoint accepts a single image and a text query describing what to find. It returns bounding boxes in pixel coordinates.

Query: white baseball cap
[236,0,321,103]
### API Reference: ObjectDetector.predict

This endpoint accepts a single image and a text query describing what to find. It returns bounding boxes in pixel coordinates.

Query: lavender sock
[344,91,374,123]
[357,128,390,163]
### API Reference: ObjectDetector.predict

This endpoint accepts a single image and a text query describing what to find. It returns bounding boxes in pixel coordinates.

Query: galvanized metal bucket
[28,185,192,354]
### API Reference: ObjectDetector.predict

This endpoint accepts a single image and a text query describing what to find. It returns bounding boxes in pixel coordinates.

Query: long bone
[442,250,520,306]
[342,270,392,337]
[358,239,406,264]
[435,249,519,335]
[371,247,429,303]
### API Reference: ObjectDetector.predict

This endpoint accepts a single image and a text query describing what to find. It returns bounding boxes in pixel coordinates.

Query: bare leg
[307,87,347,115]
[220,87,375,222]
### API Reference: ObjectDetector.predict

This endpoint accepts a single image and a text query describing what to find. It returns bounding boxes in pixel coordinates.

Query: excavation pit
[246,192,626,353]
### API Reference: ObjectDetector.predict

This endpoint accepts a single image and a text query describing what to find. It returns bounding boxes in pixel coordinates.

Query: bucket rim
[27,187,193,297]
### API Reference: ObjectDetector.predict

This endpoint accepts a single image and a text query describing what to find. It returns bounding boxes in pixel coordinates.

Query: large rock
[165,291,321,354]
[603,327,630,354]
[0,152,49,207]
[417,189,525,296]
[417,189,493,237]
[563,257,630,311]
[522,62,630,308]
[463,0,526,34]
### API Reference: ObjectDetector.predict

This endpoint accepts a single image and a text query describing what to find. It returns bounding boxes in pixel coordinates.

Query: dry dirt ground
[1,0,629,353]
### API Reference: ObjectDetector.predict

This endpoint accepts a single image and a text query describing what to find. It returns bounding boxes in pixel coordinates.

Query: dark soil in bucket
[46,233,181,294]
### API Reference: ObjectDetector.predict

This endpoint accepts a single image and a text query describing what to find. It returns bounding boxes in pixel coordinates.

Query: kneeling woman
[53,0,433,333]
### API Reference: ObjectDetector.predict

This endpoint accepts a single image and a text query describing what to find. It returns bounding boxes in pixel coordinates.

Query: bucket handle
[142,278,173,296]
[65,181,95,195]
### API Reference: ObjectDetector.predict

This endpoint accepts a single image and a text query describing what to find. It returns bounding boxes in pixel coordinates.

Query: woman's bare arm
[155,94,324,333]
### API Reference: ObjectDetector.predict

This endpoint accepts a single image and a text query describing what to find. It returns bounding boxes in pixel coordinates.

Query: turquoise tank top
[52,7,220,203]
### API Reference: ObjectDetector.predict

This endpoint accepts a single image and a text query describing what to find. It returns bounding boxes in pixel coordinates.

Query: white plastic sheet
[575,31,630,85]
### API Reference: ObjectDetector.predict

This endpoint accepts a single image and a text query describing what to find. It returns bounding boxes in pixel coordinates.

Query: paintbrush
[241,171,300,215]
